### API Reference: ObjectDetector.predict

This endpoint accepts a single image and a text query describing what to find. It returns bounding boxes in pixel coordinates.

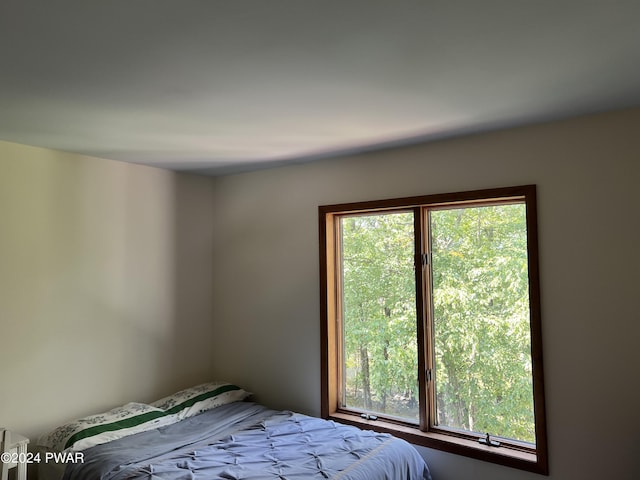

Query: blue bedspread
[63,402,431,480]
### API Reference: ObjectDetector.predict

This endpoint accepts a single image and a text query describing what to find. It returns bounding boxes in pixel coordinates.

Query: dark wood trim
[334,216,345,410]
[413,208,429,431]
[330,411,546,475]
[421,206,437,432]
[523,185,549,474]
[318,185,534,214]
[319,209,330,418]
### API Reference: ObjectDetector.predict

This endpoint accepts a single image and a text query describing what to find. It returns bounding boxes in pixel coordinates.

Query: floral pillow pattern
[151,382,251,420]
[38,403,174,452]
[38,382,250,452]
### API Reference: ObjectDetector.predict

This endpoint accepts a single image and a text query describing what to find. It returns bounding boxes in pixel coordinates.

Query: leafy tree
[340,203,535,443]
[431,204,534,442]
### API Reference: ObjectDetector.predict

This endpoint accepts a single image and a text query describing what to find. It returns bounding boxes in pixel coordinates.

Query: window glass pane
[430,203,535,443]
[340,212,418,422]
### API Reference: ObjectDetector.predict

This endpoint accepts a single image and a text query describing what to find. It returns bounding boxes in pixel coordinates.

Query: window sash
[426,201,536,444]
[336,210,420,424]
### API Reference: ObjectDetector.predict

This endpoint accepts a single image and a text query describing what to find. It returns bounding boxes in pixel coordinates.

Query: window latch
[479,432,501,447]
[360,413,378,421]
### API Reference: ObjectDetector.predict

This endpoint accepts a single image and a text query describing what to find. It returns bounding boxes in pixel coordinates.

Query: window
[319,185,548,474]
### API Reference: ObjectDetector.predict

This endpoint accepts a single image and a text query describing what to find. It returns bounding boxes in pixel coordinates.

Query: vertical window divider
[422,206,437,431]
[413,207,429,432]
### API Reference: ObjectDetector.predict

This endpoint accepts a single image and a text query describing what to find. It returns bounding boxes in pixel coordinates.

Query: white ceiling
[1,1,639,176]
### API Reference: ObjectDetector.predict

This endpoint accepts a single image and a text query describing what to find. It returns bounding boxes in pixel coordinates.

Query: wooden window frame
[319,185,548,475]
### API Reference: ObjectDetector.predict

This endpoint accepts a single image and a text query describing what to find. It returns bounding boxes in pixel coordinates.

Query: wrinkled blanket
[63,402,431,480]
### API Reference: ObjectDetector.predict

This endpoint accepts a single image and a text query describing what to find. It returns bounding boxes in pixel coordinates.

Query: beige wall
[210,108,640,480]
[0,141,216,442]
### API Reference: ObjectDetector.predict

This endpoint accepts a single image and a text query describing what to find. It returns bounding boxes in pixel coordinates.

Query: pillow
[38,403,176,452]
[150,382,250,420]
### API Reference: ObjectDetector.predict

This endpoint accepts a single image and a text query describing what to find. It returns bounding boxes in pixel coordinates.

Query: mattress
[41,402,431,480]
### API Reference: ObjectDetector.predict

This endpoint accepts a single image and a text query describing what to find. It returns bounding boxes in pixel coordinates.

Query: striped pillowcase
[38,403,176,452]
[38,382,250,452]
[151,382,251,420]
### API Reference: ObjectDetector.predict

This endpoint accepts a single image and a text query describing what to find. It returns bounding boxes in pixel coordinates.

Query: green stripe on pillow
[64,410,166,450]
[163,383,240,415]
[62,384,243,450]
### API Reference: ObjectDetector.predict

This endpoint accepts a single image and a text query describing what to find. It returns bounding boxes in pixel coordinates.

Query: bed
[37,383,431,480]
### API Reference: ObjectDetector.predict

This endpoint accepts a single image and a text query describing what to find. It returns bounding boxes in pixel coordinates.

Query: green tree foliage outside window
[341,212,418,422]
[430,204,534,443]
[340,204,535,444]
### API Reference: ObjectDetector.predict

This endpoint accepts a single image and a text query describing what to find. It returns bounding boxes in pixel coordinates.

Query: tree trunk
[360,345,372,409]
